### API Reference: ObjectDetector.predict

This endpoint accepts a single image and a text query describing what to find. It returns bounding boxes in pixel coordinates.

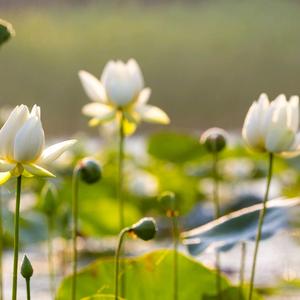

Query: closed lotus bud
[0,19,15,46]
[159,191,178,216]
[41,182,58,215]
[21,255,33,279]
[78,158,102,184]
[130,217,157,241]
[101,59,144,106]
[200,127,227,153]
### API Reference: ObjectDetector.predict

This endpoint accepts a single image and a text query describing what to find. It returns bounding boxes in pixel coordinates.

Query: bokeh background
[1,0,300,136]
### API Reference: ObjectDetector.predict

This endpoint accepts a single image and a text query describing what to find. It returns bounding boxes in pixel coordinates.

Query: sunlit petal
[0,160,15,172]
[0,105,29,160]
[79,70,107,102]
[23,163,55,177]
[0,172,11,185]
[137,105,170,124]
[14,117,45,163]
[39,140,77,164]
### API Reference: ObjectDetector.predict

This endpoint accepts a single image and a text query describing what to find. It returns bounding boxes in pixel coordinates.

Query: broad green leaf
[0,19,15,46]
[56,250,231,300]
[148,132,204,163]
[183,198,300,255]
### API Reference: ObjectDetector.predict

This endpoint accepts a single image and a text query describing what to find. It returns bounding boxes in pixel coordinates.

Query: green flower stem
[248,153,273,300]
[71,167,80,300]
[117,110,125,230]
[117,110,126,297]
[114,228,129,300]
[212,151,222,299]
[47,215,55,298]
[25,279,31,300]
[212,151,221,218]
[172,213,179,300]
[12,175,22,300]
[239,242,246,300]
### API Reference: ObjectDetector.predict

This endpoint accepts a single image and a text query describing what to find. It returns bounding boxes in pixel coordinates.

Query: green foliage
[56,249,261,300]
[148,132,204,163]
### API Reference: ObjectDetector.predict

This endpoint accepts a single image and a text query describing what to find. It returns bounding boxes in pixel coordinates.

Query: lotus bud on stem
[115,218,157,300]
[201,127,228,299]
[21,255,33,300]
[72,158,102,300]
[159,191,179,300]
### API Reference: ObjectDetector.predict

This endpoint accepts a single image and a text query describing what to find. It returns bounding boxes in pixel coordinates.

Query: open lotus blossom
[242,93,300,157]
[79,58,170,134]
[0,104,76,184]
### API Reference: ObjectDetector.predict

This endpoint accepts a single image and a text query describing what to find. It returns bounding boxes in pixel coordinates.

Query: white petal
[14,117,45,162]
[79,70,106,102]
[137,105,170,124]
[265,125,295,153]
[287,96,299,133]
[82,102,115,120]
[39,140,77,164]
[23,163,55,177]
[127,58,144,92]
[0,105,30,160]
[242,102,263,150]
[101,59,144,106]
[30,104,41,119]
[136,88,151,106]
[0,160,15,172]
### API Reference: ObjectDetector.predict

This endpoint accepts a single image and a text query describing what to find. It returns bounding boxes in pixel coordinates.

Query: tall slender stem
[212,151,222,299]
[25,279,31,300]
[71,168,80,300]
[117,110,126,297]
[172,215,179,300]
[239,242,246,300]
[248,153,273,300]
[212,152,221,218]
[117,110,125,230]
[47,216,55,298]
[0,187,3,300]
[114,228,128,300]
[12,175,22,300]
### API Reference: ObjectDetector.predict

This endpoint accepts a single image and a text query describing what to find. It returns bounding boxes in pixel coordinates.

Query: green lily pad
[183,198,300,255]
[148,132,204,163]
[56,249,262,300]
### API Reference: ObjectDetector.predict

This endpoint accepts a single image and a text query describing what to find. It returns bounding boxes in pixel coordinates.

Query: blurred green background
[1,0,300,136]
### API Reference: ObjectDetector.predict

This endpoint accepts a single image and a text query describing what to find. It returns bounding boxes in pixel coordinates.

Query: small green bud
[130,217,157,241]
[158,191,178,216]
[200,127,227,153]
[21,255,33,279]
[40,182,58,215]
[0,19,15,46]
[78,157,102,184]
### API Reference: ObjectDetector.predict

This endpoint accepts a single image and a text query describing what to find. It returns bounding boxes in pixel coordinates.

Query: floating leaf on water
[57,249,237,299]
[182,198,300,255]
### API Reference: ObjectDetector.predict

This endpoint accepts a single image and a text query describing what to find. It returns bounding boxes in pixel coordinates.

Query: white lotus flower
[79,59,170,134]
[0,104,76,184]
[242,93,300,157]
